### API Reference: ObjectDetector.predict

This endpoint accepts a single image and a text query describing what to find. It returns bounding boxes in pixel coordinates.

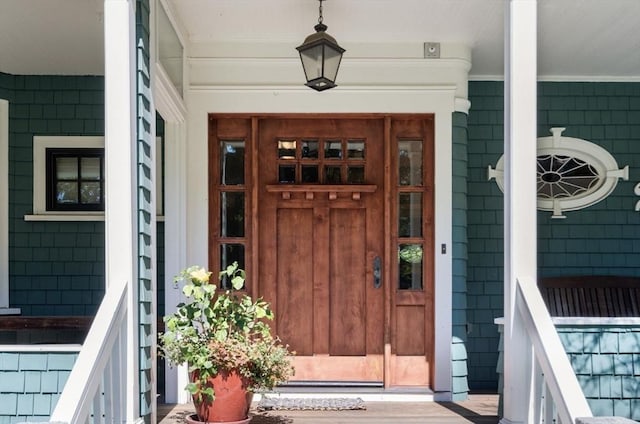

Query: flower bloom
[190,267,211,283]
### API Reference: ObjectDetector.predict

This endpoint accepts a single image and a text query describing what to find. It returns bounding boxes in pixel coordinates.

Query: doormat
[257,397,366,411]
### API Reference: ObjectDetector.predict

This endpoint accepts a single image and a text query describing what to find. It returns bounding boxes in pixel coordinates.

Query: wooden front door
[258,118,385,383]
[209,115,435,387]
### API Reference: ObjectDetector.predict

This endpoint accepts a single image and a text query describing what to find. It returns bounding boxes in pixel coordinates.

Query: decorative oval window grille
[488,127,629,219]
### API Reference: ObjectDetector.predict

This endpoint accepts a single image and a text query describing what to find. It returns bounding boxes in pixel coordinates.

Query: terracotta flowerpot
[190,370,253,423]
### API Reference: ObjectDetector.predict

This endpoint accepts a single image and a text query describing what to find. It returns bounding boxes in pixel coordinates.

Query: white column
[501,1,537,424]
[104,0,139,421]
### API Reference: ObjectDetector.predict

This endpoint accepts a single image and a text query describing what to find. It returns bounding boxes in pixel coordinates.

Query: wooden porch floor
[158,394,500,424]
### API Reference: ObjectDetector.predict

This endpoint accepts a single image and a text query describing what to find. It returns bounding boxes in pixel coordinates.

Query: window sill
[24,214,166,222]
[0,308,21,316]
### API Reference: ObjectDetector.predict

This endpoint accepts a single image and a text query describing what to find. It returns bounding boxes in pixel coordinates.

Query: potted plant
[159,262,294,423]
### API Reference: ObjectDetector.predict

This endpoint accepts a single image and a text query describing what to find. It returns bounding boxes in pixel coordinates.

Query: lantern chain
[318,0,324,25]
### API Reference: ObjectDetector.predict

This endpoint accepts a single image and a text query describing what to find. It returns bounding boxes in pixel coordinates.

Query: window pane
[325,166,341,183]
[81,157,101,180]
[398,140,423,186]
[220,244,245,290]
[398,244,423,290]
[324,140,342,159]
[279,165,296,183]
[399,193,423,237]
[56,182,78,204]
[347,166,365,183]
[220,140,245,185]
[80,182,101,204]
[220,192,245,237]
[278,140,297,159]
[347,140,365,159]
[56,157,78,179]
[301,140,319,158]
[301,165,319,183]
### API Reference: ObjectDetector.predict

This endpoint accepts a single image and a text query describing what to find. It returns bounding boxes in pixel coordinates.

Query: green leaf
[186,382,198,394]
[231,275,244,290]
[183,285,193,297]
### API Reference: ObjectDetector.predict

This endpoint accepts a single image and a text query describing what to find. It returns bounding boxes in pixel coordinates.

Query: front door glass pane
[325,166,342,183]
[347,166,365,184]
[399,193,423,237]
[278,140,297,159]
[398,140,423,186]
[398,244,423,290]
[302,165,319,183]
[302,140,319,158]
[220,244,245,289]
[324,140,342,159]
[279,165,296,183]
[347,140,365,158]
[220,192,245,237]
[220,140,245,185]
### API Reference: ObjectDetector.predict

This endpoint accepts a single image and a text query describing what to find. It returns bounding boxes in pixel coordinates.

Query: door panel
[276,208,314,356]
[258,117,384,382]
[329,208,366,356]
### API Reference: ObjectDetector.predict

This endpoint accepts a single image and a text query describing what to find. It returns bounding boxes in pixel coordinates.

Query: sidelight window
[397,139,425,290]
[217,139,247,288]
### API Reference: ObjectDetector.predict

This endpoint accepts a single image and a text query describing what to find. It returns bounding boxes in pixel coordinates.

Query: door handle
[373,256,382,289]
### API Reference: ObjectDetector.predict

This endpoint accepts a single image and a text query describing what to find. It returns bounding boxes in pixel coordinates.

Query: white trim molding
[489,127,629,218]
[185,41,470,399]
[31,136,104,216]
[28,135,163,221]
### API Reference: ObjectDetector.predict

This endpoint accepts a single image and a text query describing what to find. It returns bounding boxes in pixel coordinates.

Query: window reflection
[398,244,423,290]
[398,193,422,237]
[220,140,245,185]
[398,140,423,186]
[220,244,245,289]
[220,192,244,237]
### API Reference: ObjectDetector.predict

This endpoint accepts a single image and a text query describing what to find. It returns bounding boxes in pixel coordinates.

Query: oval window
[488,127,629,218]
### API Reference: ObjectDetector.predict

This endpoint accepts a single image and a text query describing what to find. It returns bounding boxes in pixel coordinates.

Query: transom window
[46,148,104,211]
[277,138,366,184]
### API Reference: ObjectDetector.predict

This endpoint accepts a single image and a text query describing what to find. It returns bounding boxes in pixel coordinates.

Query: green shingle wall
[5,72,106,317]
[136,0,154,421]
[558,326,640,420]
[0,351,78,422]
[467,81,505,391]
[452,111,469,400]
[467,81,640,391]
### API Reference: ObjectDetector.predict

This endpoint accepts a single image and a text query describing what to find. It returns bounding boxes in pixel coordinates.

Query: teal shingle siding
[5,73,106,317]
[466,81,640,391]
[467,81,505,391]
[0,351,78,421]
[452,111,469,400]
[136,0,154,421]
[558,326,640,420]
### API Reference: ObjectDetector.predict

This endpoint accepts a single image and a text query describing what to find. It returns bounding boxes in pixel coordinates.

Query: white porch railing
[49,278,129,424]
[515,275,593,424]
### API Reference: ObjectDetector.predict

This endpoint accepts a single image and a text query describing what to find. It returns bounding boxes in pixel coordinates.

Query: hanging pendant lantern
[296,0,345,91]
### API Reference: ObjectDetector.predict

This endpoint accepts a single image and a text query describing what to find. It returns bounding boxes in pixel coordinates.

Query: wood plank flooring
[158,394,499,424]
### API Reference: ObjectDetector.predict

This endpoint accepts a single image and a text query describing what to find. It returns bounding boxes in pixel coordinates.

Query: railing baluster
[515,276,593,423]
[49,279,129,424]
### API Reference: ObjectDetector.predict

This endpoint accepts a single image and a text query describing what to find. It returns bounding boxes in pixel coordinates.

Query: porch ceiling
[1,0,639,80]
